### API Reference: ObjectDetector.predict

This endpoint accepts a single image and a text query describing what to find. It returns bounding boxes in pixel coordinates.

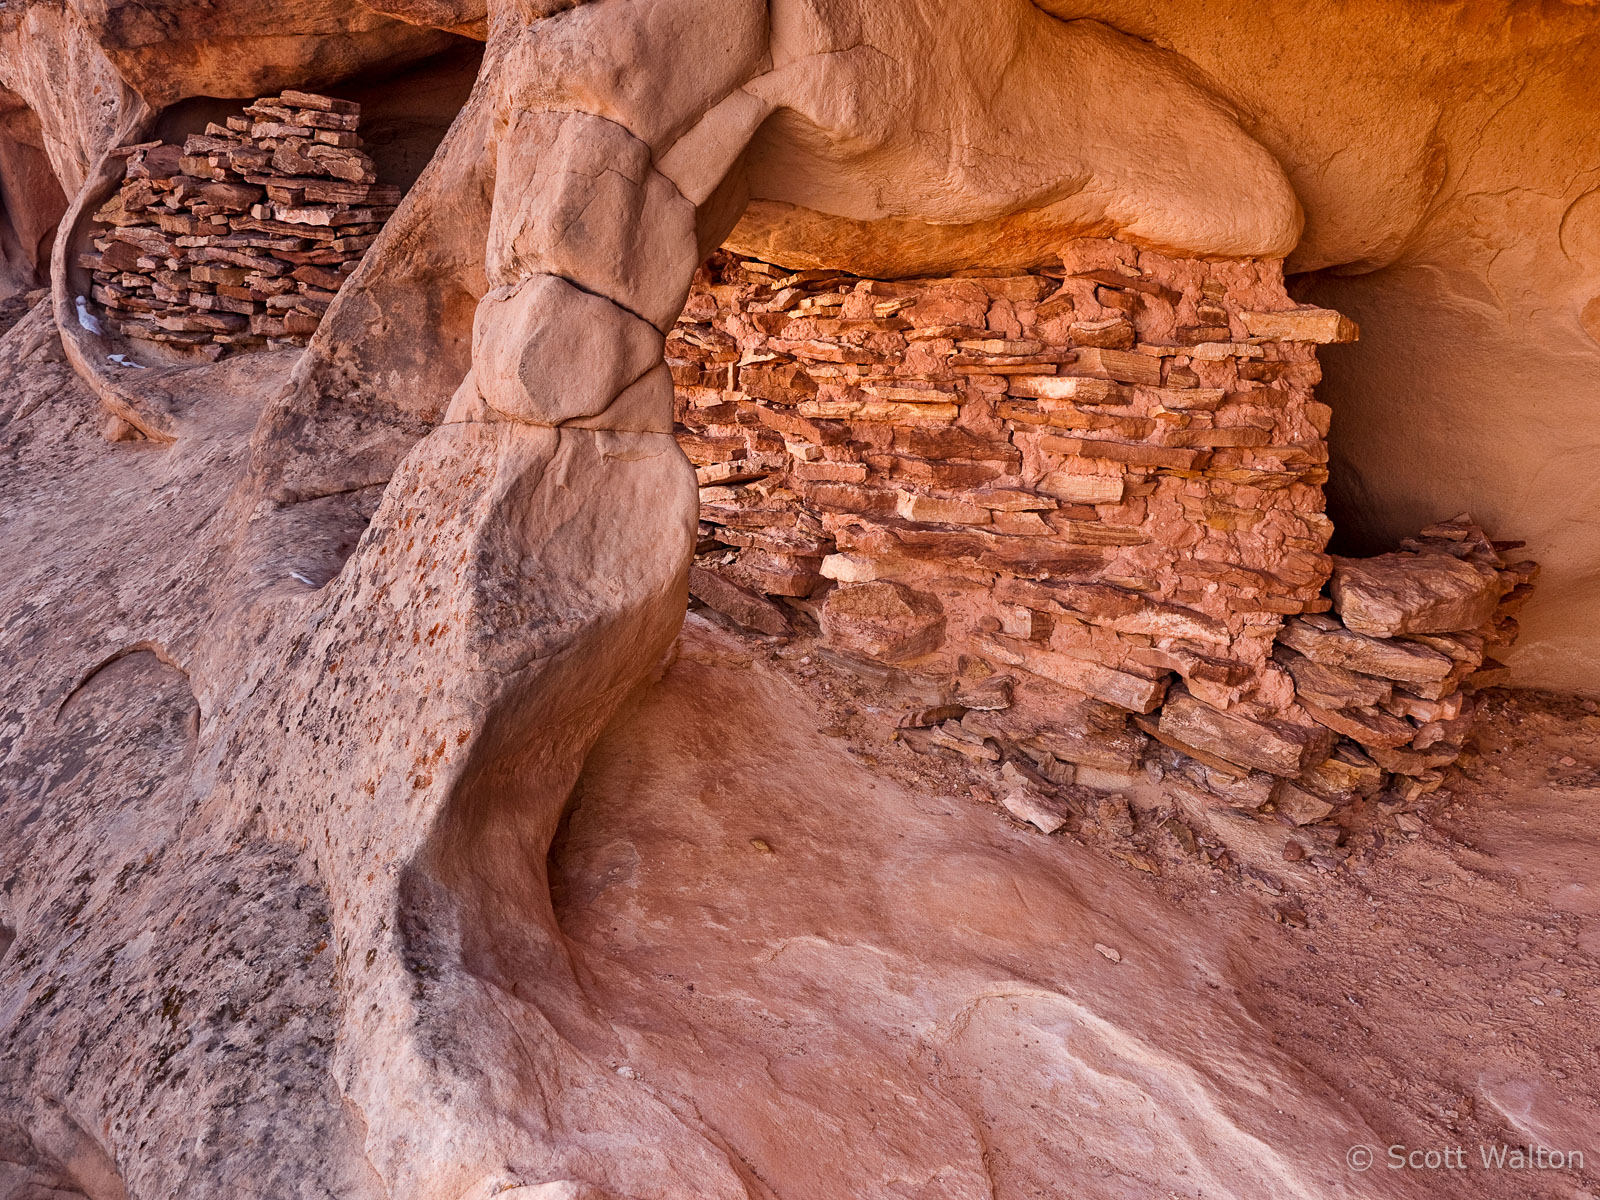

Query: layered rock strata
[80,91,398,357]
[673,247,1534,819]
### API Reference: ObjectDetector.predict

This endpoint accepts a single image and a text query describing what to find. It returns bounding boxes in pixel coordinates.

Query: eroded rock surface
[1331,551,1503,639]
[0,1,1595,1197]
[549,616,1600,1200]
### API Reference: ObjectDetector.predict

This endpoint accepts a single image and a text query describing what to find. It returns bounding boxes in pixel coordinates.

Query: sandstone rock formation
[0,2,1595,1198]
[8,0,1591,682]
[0,89,66,299]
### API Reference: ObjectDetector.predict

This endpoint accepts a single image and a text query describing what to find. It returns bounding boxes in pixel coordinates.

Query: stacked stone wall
[81,90,397,358]
[672,242,1533,819]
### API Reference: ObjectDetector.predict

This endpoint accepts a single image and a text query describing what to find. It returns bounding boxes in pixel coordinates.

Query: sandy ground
[553,614,1600,1199]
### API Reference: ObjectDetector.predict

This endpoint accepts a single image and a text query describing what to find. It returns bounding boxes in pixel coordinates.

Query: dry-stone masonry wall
[81,91,398,358]
[672,244,1535,822]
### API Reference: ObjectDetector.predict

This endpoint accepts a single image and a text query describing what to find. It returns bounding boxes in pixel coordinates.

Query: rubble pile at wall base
[80,91,397,359]
[671,244,1535,827]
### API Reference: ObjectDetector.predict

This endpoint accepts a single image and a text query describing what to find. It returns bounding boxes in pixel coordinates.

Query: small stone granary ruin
[671,247,1537,829]
[81,91,397,356]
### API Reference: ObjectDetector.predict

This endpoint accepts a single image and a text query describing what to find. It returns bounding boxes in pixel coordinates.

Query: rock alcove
[1,4,1597,1198]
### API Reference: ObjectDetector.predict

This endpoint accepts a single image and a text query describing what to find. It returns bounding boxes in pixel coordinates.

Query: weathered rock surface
[551,617,1600,1200]
[734,1,1301,268]
[66,0,456,108]
[730,1,1600,693]
[0,1,1592,1196]
[3,0,1596,683]
[1331,550,1503,637]
[0,91,67,297]
[820,580,947,662]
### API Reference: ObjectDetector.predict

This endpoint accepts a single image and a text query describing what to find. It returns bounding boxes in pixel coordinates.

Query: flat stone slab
[1330,551,1501,637]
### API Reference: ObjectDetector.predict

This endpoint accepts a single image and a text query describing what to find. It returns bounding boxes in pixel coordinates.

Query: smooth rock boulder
[470,275,666,425]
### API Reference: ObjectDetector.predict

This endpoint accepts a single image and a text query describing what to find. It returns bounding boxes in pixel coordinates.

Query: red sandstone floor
[552,616,1600,1200]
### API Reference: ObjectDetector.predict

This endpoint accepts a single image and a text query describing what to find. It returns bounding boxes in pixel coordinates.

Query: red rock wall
[672,241,1532,817]
[0,92,67,290]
